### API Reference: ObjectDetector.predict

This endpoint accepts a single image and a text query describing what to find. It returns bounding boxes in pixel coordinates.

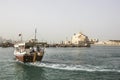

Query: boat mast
[21,35,22,42]
[35,28,37,42]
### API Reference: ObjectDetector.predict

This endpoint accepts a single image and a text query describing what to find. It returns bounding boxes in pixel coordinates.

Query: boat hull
[15,54,44,63]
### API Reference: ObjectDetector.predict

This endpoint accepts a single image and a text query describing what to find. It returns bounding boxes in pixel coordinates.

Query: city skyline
[0,0,120,42]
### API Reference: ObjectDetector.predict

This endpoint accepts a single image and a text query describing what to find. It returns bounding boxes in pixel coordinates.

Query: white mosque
[64,32,90,47]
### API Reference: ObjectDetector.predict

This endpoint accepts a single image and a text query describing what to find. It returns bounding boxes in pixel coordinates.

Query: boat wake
[27,62,120,73]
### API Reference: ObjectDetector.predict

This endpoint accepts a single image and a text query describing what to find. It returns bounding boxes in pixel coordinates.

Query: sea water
[0,45,120,80]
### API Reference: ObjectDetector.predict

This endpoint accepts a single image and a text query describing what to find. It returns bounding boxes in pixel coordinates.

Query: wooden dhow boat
[14,42,44,63]
[14,28,44,63]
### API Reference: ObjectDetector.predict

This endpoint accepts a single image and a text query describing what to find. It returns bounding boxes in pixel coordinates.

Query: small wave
[27,62,120,72]
[0,59,16,63]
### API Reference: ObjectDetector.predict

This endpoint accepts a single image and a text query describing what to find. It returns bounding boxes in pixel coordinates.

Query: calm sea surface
[0,45,120,80]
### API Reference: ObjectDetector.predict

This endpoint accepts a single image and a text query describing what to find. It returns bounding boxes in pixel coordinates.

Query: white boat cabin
[14,42,44,56]
[14,43,26,55]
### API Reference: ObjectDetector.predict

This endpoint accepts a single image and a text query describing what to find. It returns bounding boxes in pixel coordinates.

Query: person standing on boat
[33,46,37,52]
[30,47,35,54]
[36,46,40,52]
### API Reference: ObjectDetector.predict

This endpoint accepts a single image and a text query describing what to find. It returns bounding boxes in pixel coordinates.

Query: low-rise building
[95,40,120,46]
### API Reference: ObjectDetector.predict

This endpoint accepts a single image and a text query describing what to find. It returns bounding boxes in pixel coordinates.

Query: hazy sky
[0,0,120,42]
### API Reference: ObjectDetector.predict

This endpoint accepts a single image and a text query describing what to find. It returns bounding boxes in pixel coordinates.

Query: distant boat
[14,29,45,63]
[1,42,13,48]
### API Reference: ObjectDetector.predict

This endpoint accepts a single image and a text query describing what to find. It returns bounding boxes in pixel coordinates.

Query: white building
[95,40,120,45]
[71,32,89,45]
[64,40,71,45]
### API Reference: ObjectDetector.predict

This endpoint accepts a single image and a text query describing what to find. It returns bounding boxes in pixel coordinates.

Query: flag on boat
[19,34,22,36]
